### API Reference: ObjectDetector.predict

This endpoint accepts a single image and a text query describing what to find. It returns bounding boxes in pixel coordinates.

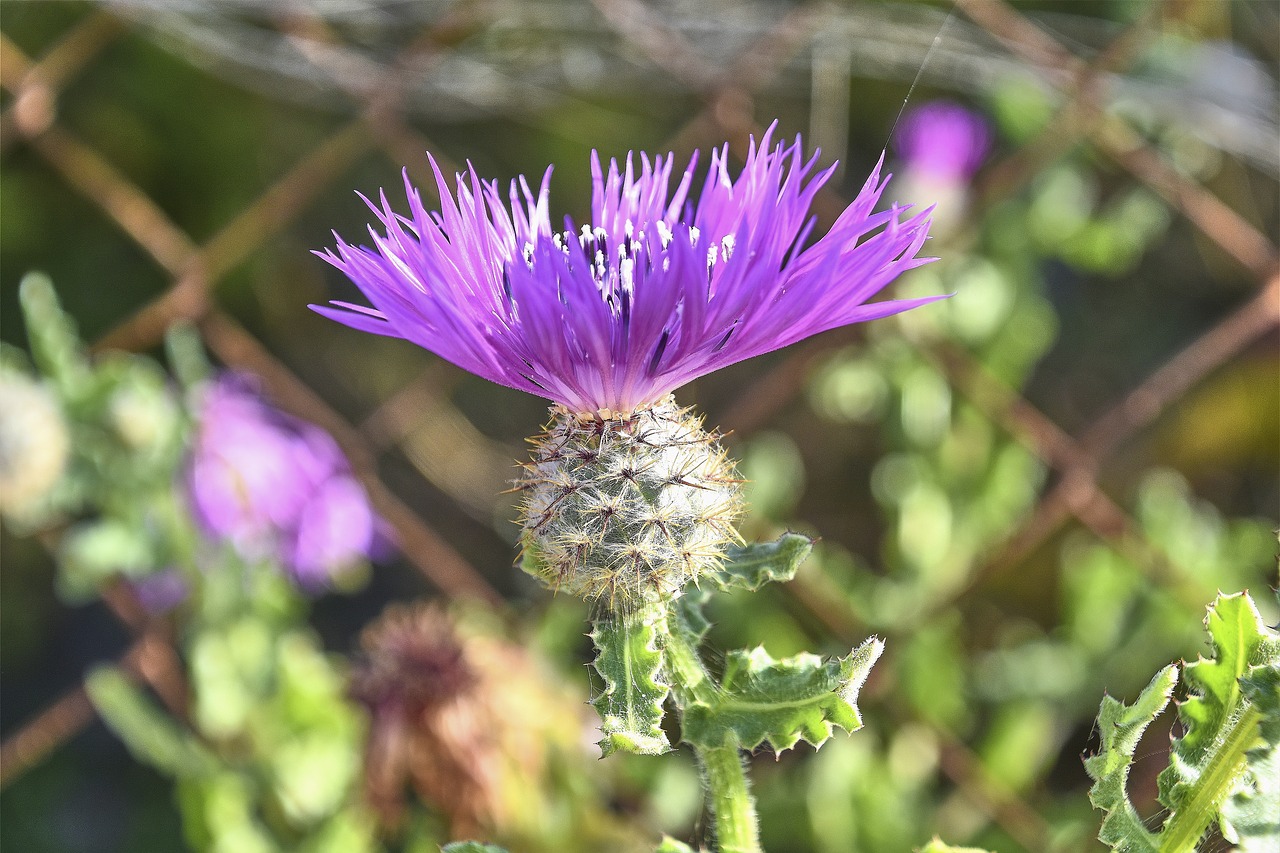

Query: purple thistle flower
[314,124,939,414]
[185,373,377,588]
[893,101,992,185]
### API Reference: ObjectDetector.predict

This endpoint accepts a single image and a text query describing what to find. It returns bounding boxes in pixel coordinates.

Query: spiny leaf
[682,638,882,753]
[711,533,814,591]
[85,665,216,778]
[1221,663,1280,851]
[589,601,671,756]
[1083,664,1176,853]
[673,533,814,647]
[675,586,712,646]
[1158,594,1280,829]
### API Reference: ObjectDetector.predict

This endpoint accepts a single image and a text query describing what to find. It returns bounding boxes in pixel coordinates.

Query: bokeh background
[1,1,1277,851]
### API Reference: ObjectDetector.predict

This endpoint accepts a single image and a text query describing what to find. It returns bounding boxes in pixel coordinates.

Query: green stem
[698,741,761,853]
[1158,704,1262,853]
[663,611,761,853]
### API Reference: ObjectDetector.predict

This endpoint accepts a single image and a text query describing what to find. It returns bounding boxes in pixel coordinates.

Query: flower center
[521,221,737,313]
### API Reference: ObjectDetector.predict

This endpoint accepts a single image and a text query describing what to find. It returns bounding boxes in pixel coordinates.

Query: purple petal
[316,125,941,413]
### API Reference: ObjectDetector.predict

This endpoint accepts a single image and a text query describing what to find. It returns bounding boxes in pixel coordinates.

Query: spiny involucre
[518,397,742,606]
[315,123,938,604]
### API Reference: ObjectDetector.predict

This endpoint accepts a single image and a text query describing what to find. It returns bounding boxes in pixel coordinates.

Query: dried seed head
[517,396,743,608]
[349,602,490,835]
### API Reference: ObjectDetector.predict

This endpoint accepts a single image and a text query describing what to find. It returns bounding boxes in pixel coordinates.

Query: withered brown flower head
[349,601,495,839]
[349,601,475,713]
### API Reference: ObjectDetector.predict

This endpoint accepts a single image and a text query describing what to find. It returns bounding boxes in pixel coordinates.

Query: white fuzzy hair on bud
[516,397,743,607]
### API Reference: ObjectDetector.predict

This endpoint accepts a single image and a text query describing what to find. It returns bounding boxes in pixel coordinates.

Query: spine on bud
[516,396,743,608]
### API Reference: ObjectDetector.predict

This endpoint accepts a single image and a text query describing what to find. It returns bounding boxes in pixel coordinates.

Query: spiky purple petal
[315,123,938,413]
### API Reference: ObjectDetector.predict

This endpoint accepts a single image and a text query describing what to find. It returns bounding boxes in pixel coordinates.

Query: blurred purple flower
[893,101,992,184]
[314,123,938,414]
[186,374,377,588]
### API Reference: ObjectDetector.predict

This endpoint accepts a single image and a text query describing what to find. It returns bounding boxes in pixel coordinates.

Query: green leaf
[590,601,671,756]
[440,843,509,853]
[711,533,814,591]
[675,586,712,646]
[1158,593,1280,847]
[18,273,90,398]
[1086,593,1280,853]
[85,665,215,778]
[1083,664,1177,853]
[1224,664,1280,851]
[682,638,882,753]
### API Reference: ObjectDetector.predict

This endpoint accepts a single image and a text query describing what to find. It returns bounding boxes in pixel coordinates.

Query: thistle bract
[314,123,938,416]
[518,397,741,606]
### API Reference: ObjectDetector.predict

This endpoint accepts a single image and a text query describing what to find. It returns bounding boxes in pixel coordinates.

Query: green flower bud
[0,372,69,517]
[109,376,180,452]
[517,397,743,607]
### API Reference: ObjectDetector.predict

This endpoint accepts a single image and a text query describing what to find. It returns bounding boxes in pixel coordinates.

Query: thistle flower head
[314,123,938,415]
[894,100,992,185]
[185,373,377,587]
[350,602,581,837]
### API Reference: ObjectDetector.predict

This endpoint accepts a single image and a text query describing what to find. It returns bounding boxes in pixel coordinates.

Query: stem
[698,741,761,853]
[1158,704,1263,853]
[663,611,761,853]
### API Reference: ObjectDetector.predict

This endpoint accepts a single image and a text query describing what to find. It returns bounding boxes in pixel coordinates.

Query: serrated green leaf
[1222,663,1280,851]
[675,586,712,645]
[590,601,671,756]
[671,533,814,655]
[1158,592,1280,845]
[440,843,508,853]
[712,534,814,591]
[86,665,215,778]
[1083,664,1176,853]
[682,638,882,753]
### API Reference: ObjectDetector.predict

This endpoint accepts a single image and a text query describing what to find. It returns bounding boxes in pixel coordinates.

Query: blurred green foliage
[2,2,1277,852]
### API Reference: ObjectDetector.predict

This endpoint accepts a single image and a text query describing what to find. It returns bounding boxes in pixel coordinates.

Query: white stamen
[619,257,635,292]
[655,221,673,247]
